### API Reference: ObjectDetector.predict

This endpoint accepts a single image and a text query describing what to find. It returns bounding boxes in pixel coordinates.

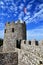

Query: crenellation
[39,40,43,46]
[35,40,39,46]
[5,22,10,27]
[31,40,36,46]
[31,40,39,46]
[28,40,31,45]
[10,21,15,27]
[26,40,29,45]
[21,40,41,48]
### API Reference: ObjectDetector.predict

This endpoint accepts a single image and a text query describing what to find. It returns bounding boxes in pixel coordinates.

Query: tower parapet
[3,20,26,52]
[31,40,39,46]
[39,40,43,46]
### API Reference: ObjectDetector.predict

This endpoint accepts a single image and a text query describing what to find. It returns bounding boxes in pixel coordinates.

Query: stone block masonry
[0,52,18,65]
[3,20,26,52]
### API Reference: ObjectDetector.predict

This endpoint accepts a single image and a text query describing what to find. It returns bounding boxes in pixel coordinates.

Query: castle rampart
[21,40,43,49]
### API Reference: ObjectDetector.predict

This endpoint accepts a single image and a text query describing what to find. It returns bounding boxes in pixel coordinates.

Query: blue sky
[0,0,43,40]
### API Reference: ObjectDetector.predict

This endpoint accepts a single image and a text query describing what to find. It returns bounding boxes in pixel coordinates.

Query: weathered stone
[3,21,26,52]
[0,52,18,65]
[15,47,43,65]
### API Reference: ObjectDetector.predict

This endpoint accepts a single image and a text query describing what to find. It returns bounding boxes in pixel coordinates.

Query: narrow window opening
[12,28,14,32]
[29,41,31,45]
[0,39,3,46]
[35,41,38,46]
[16,40,21,49]
[39,61,43,64]
[16,40,18,48]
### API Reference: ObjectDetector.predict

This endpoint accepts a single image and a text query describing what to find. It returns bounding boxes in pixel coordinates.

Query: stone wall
[0,52,18,65]
[15,42,43,65]
[21,40,43,49]
[15,40,43,65]
[3,21,26,52]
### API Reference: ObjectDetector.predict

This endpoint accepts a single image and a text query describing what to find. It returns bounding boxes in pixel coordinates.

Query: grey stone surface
[3,21,26,52]
[15,45,43,65]
[0,52,18,65]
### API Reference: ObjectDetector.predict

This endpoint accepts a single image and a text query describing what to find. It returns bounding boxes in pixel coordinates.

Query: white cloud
[39,4,43,9]
[4,0,13,3]
[18,11,24,19]
[31,9,43,23]
[7,4,18,13]
[33,9,43,18]
[25,9,43,24]
[29,0,35,4]
[27,4,32,9]
[23,0,26,2]
[14,12,18,14]
[25,12,30,16]
[23,4,43,24]
[0,1,4,5]
[0,13,8,16]
[27,26,43,40]
[35,4,43,11]
[24,15,30,21]
[19,3,24,10]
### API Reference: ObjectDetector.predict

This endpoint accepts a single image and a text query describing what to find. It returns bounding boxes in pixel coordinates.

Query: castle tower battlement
[21,40,43,49]
[2,20,43,65]
[3,20,26,52]
[3,20,43,53]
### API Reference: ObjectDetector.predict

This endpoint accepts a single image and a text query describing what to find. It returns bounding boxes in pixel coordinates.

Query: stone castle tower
[3,20,26,52]
[1,20,43,65]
